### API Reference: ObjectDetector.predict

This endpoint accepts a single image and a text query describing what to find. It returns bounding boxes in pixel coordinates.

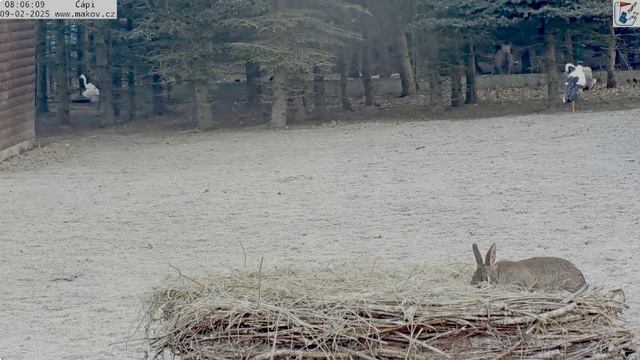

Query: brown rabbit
[471,243,586,292]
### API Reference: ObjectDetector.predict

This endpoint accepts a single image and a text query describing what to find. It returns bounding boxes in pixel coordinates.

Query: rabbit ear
[472,244,483,265]
[485,243,497,267]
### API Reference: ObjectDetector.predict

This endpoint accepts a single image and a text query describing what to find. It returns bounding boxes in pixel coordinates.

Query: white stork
[563,63,587,113]
[79,74,100,103]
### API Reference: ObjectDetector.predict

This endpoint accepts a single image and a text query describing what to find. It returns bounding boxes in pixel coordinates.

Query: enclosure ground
[1,109,639,359]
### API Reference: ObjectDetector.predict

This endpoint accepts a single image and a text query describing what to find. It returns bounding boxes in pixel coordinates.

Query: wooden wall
[0,20,35,161]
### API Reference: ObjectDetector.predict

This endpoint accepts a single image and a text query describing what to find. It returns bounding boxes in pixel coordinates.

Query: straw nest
[143,264,638,359]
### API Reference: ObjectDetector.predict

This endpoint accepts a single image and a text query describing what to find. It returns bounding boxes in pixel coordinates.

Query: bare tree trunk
[543,29,559,107]
[124,17,136,122]
[152,74,167,115]
[398,31,417,97]
[112,68,122,119]
[36,21,49,114]
[465,41,477,105]
[271,0,289,128]
[411,32,419,89]
[521,48,533,74]
[111,34,123,120]
[428,71,442,114]
[127,66,136,121]
[76,23,86,79]
[563,32,574,65]
[450,70,463,107]
[88,31,96,70]
[95,28,114,126]
[82,27,92,75]
[55,20,70,125]
[245,61,261,106]
[362,35,374,106]
[270,67,288,129]
[450,75,462,107]
[607,24,617,88]
[450,43,463,107]
[194,80,214,130]
[313,65,326,118]
[425,33,442,114]
[81,25,90,76]
[47,38,55,104]
[338,52,353,111]
[65,27,72,91]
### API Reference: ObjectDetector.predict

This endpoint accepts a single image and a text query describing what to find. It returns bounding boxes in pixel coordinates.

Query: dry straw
[143,263,638,359]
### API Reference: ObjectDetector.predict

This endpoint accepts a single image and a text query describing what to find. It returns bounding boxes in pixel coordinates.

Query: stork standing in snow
[563,63,587,112]
[79,74,100,104]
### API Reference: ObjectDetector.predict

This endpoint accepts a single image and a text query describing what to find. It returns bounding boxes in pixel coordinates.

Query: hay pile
[144,265,638,359]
